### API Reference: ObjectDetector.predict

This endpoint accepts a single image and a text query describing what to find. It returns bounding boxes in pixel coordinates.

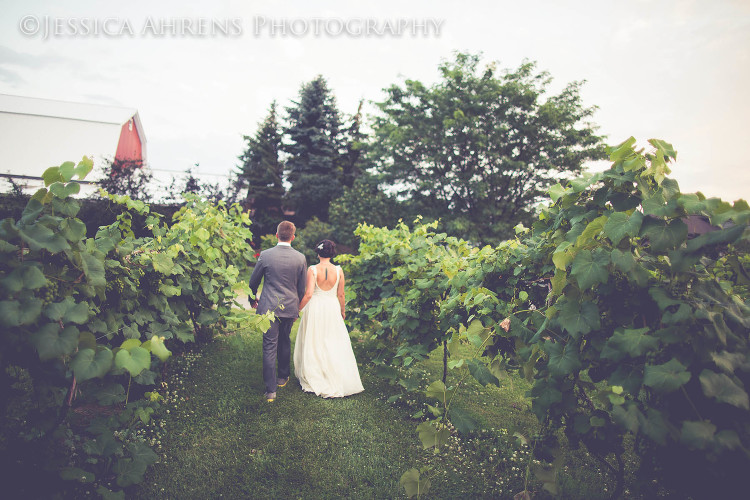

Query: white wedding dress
[294,265,364,398]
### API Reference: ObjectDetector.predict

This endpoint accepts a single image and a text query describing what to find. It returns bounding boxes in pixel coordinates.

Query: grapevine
[0,159,271,498]
[345,138,750,499]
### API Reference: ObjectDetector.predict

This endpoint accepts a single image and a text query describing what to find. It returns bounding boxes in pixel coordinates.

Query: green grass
[135,323,429,499]
[134,324,638,499]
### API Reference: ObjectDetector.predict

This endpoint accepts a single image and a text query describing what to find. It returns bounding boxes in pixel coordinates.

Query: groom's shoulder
[258,246,276,258]
[291,247,306,261]
[262,245,304,261]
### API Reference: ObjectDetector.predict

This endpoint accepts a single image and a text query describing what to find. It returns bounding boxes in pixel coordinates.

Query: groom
[248,221,307,402]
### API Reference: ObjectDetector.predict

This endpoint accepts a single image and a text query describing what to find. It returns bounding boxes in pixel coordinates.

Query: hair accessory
[317,243,324,250]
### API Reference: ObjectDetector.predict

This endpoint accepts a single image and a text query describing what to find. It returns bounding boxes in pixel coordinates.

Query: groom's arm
[248,255,264,307]
[296,259,307,302]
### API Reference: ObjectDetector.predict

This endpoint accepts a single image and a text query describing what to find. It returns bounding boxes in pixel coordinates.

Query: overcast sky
[1,0,748,202]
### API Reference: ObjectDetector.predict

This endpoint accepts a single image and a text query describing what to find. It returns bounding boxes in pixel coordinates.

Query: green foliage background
[343,138,750,499]
[0,159,272,498]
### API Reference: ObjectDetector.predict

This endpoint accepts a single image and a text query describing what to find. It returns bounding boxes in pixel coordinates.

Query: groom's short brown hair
[276,221,296,242]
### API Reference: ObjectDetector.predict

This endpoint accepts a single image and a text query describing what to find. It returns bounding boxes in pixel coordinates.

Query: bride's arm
[337,269,346,320]
[298,267,315,311]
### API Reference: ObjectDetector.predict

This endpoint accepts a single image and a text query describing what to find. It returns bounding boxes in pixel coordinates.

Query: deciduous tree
[370,52,606,243]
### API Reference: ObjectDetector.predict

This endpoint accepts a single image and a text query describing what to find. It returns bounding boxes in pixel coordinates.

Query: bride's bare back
[315,263,338,291]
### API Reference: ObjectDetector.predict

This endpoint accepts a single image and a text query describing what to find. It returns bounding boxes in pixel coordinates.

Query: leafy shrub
[344,138,750,498]
[0,159,271,498]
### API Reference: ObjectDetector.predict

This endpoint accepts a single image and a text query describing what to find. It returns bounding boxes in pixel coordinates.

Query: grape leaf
[416,420,449,449]
[49,182,81,199]
[80,251,106,287]
[680,420,716,450]
[44,297,90,324]
[465,319,491,349]
[611,402,642,433]
[74,156,94,179]
[120,339,141,351]
[466,359,500,386]
[530,380,563,420]
[677,193,707,214]
[425,380,454,405]
[648,287,682,310]
[699,369,750,410]
[575,215,608,247]
[83,434,121,457]
[59,161,76,182]
[94,383,126,405]
[400,468,431,498]
[644,358,691,393]
[545,340,582,377]
[601,328,658,361]
[608,364,644,395]
[448,406,479,435]
[114,346,150,377]
[0,300,22,326]
[552,243,575,271]
[557,299,600,338]
[194,227,210,241]
[610,248,635,273]
[42,166,64,186]
[114,457,147,488]
[638,408,669,445]
[19,223,70,253]
[71,348,114,381]
[151,252,174,274]
[143,335,171,362]
[571,248,610,290]
[604,211,644,246]
[710,351,746,374]
[59,467,95,483]
[32,324,79,360]
[0,264,47,293]
[548,184,567,203]
[640,218,688,252]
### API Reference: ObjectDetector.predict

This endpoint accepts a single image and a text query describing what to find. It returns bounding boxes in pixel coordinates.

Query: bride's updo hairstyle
[315,239,336,259]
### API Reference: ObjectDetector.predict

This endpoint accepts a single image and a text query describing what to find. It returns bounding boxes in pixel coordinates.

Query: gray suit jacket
[248,244,307,318]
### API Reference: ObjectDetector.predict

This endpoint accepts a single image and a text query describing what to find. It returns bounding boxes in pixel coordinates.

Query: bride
[294,239,364,398]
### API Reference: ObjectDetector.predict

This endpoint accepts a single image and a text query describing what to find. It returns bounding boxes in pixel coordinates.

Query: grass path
[133,321,625,499]
[135,324,428,499]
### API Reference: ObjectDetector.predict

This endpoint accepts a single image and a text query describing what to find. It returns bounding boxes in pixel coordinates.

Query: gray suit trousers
[263,316,295,393]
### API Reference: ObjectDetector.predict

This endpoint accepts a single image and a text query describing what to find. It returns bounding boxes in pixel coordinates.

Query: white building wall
[0,112,121,181]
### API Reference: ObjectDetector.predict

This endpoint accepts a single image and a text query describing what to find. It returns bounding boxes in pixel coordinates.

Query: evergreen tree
[237,102,284,238]
[283,76,345,224]
[340,99,366,189]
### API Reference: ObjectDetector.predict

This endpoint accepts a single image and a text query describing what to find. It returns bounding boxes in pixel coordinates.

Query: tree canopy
[370,52,606,244]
